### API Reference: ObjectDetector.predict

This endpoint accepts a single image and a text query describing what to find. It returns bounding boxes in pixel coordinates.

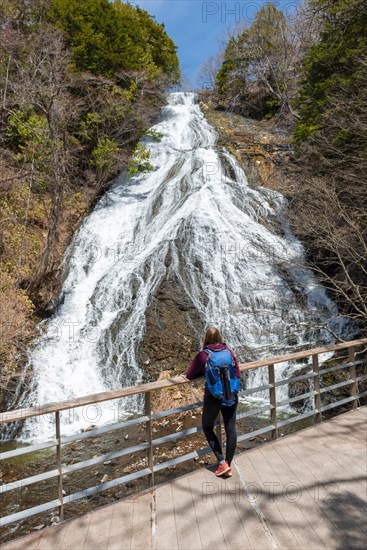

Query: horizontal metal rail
[63,468,152,504]
[152,425,202,446]
[0,499,62,527]
[274,371,315,388]
[1,337,366,425]
[239,382,273,397]
[61,415,150,445]
[0,439,57,461]
[0,337,366,528]
[154,446,211,472]
[237,424,276,442]
[276,390,317,408]
[277,409,317,428]
[0,468,59,494]
[319,379,353,393]
[236,404,271,419]
[152,401,203,420]
[320,396,357,413]
[319,358,366,376]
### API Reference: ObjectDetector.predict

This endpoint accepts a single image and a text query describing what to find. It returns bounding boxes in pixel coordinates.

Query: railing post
[268,364,278,439]
[145,391,155,487]
[312,354,322,423]
[55,411,64,520]
[348,347,358,409]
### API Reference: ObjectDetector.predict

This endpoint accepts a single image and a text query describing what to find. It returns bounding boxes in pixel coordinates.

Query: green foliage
[215,3,291,118]
[144,129,163,142]
[5,109,34,149]
[127,143,153,175]
[5,108,51,164]
[77,112,103,146]
[215,37,243,98]
[48,0,180,83]
[0,0,181,381]
[265,97,281,120]
[91,135,119,170]
[290,1,367,326]
[295,0,367,142]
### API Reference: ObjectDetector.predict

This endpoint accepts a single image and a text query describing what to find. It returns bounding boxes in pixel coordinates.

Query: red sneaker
[223,468,232,478]
[215,461,230,476]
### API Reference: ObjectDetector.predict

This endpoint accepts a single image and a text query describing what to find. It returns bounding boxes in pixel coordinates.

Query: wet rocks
[138,268,202,379]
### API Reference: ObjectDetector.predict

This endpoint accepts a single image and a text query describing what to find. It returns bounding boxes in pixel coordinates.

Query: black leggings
[202,393,238,466]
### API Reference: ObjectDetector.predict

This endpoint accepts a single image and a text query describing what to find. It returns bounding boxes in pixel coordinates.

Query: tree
[290,0,367,328]
[0,0,181,398]
[215,36,248,111]
[3,27,77,293]
[295,0,367,141]
[196,52,223,91]
[48,0,180,85]
[215,3,301,119]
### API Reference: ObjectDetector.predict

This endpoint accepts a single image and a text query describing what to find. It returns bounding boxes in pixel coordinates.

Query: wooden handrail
[1,337,366,529]
[1,337,366,425]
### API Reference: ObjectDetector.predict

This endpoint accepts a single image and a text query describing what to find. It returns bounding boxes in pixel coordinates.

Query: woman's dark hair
[203,326,223,346]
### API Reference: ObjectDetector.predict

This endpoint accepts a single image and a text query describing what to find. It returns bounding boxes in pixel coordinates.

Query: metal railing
[0,338,366,527]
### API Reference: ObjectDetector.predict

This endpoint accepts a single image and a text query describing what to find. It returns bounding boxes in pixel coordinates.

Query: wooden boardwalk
[4,407,367,550]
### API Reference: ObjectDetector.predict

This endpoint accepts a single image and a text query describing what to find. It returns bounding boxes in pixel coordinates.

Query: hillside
[0,0,180,407]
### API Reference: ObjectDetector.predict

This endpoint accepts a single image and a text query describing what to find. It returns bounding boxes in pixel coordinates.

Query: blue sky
[131,1,301,86]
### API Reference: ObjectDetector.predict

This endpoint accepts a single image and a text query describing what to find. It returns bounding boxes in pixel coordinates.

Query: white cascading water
[16,92,350,440]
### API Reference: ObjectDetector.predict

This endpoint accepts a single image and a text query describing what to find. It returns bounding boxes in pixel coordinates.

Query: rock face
[139,269,203,379]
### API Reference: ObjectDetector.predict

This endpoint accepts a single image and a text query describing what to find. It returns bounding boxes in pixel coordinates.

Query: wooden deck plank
[311,439,366,473]
[38,524,70,550]
[334,414,367,434]
[246,449,326,549]
[303,414,366,447]
[219,464,273,550]
[316,421,366,444]
[83,502,114,549]
[130,493,153,550]
[244,449,323,550]
[259,445,335,548]
[314,416,367,446]
[235,451,301,550]
[56,511,91,549]
[187,468,228,550]
[171,473,203,549]
[272,441,360,537]
[287,428,366,488]
[2,407,366,550]
[106,499,134,550]
[311,433,367,476]
[202,467,267,550]
[331,407,366,422]
[44,512,93,549]
[154,483,179,550]
[4,532,43,550]
[282,438,366,534]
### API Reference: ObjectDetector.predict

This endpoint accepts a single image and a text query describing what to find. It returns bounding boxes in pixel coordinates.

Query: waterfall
[14,92,351,441]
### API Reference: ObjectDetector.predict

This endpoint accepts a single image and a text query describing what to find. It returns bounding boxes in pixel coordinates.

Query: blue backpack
[204,348,240,406]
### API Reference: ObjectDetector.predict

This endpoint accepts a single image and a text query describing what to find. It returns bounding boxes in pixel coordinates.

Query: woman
[186,326,241,477]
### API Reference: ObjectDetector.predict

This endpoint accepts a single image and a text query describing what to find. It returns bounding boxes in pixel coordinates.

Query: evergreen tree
[295,0,367,142]
[291,0,367,324]
[215,37,247,110]
[215,3,297,118]
[48,0,180,83]
[0,0,180,314]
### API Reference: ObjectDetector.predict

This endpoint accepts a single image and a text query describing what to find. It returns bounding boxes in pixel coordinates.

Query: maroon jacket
[186,343,241,397]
